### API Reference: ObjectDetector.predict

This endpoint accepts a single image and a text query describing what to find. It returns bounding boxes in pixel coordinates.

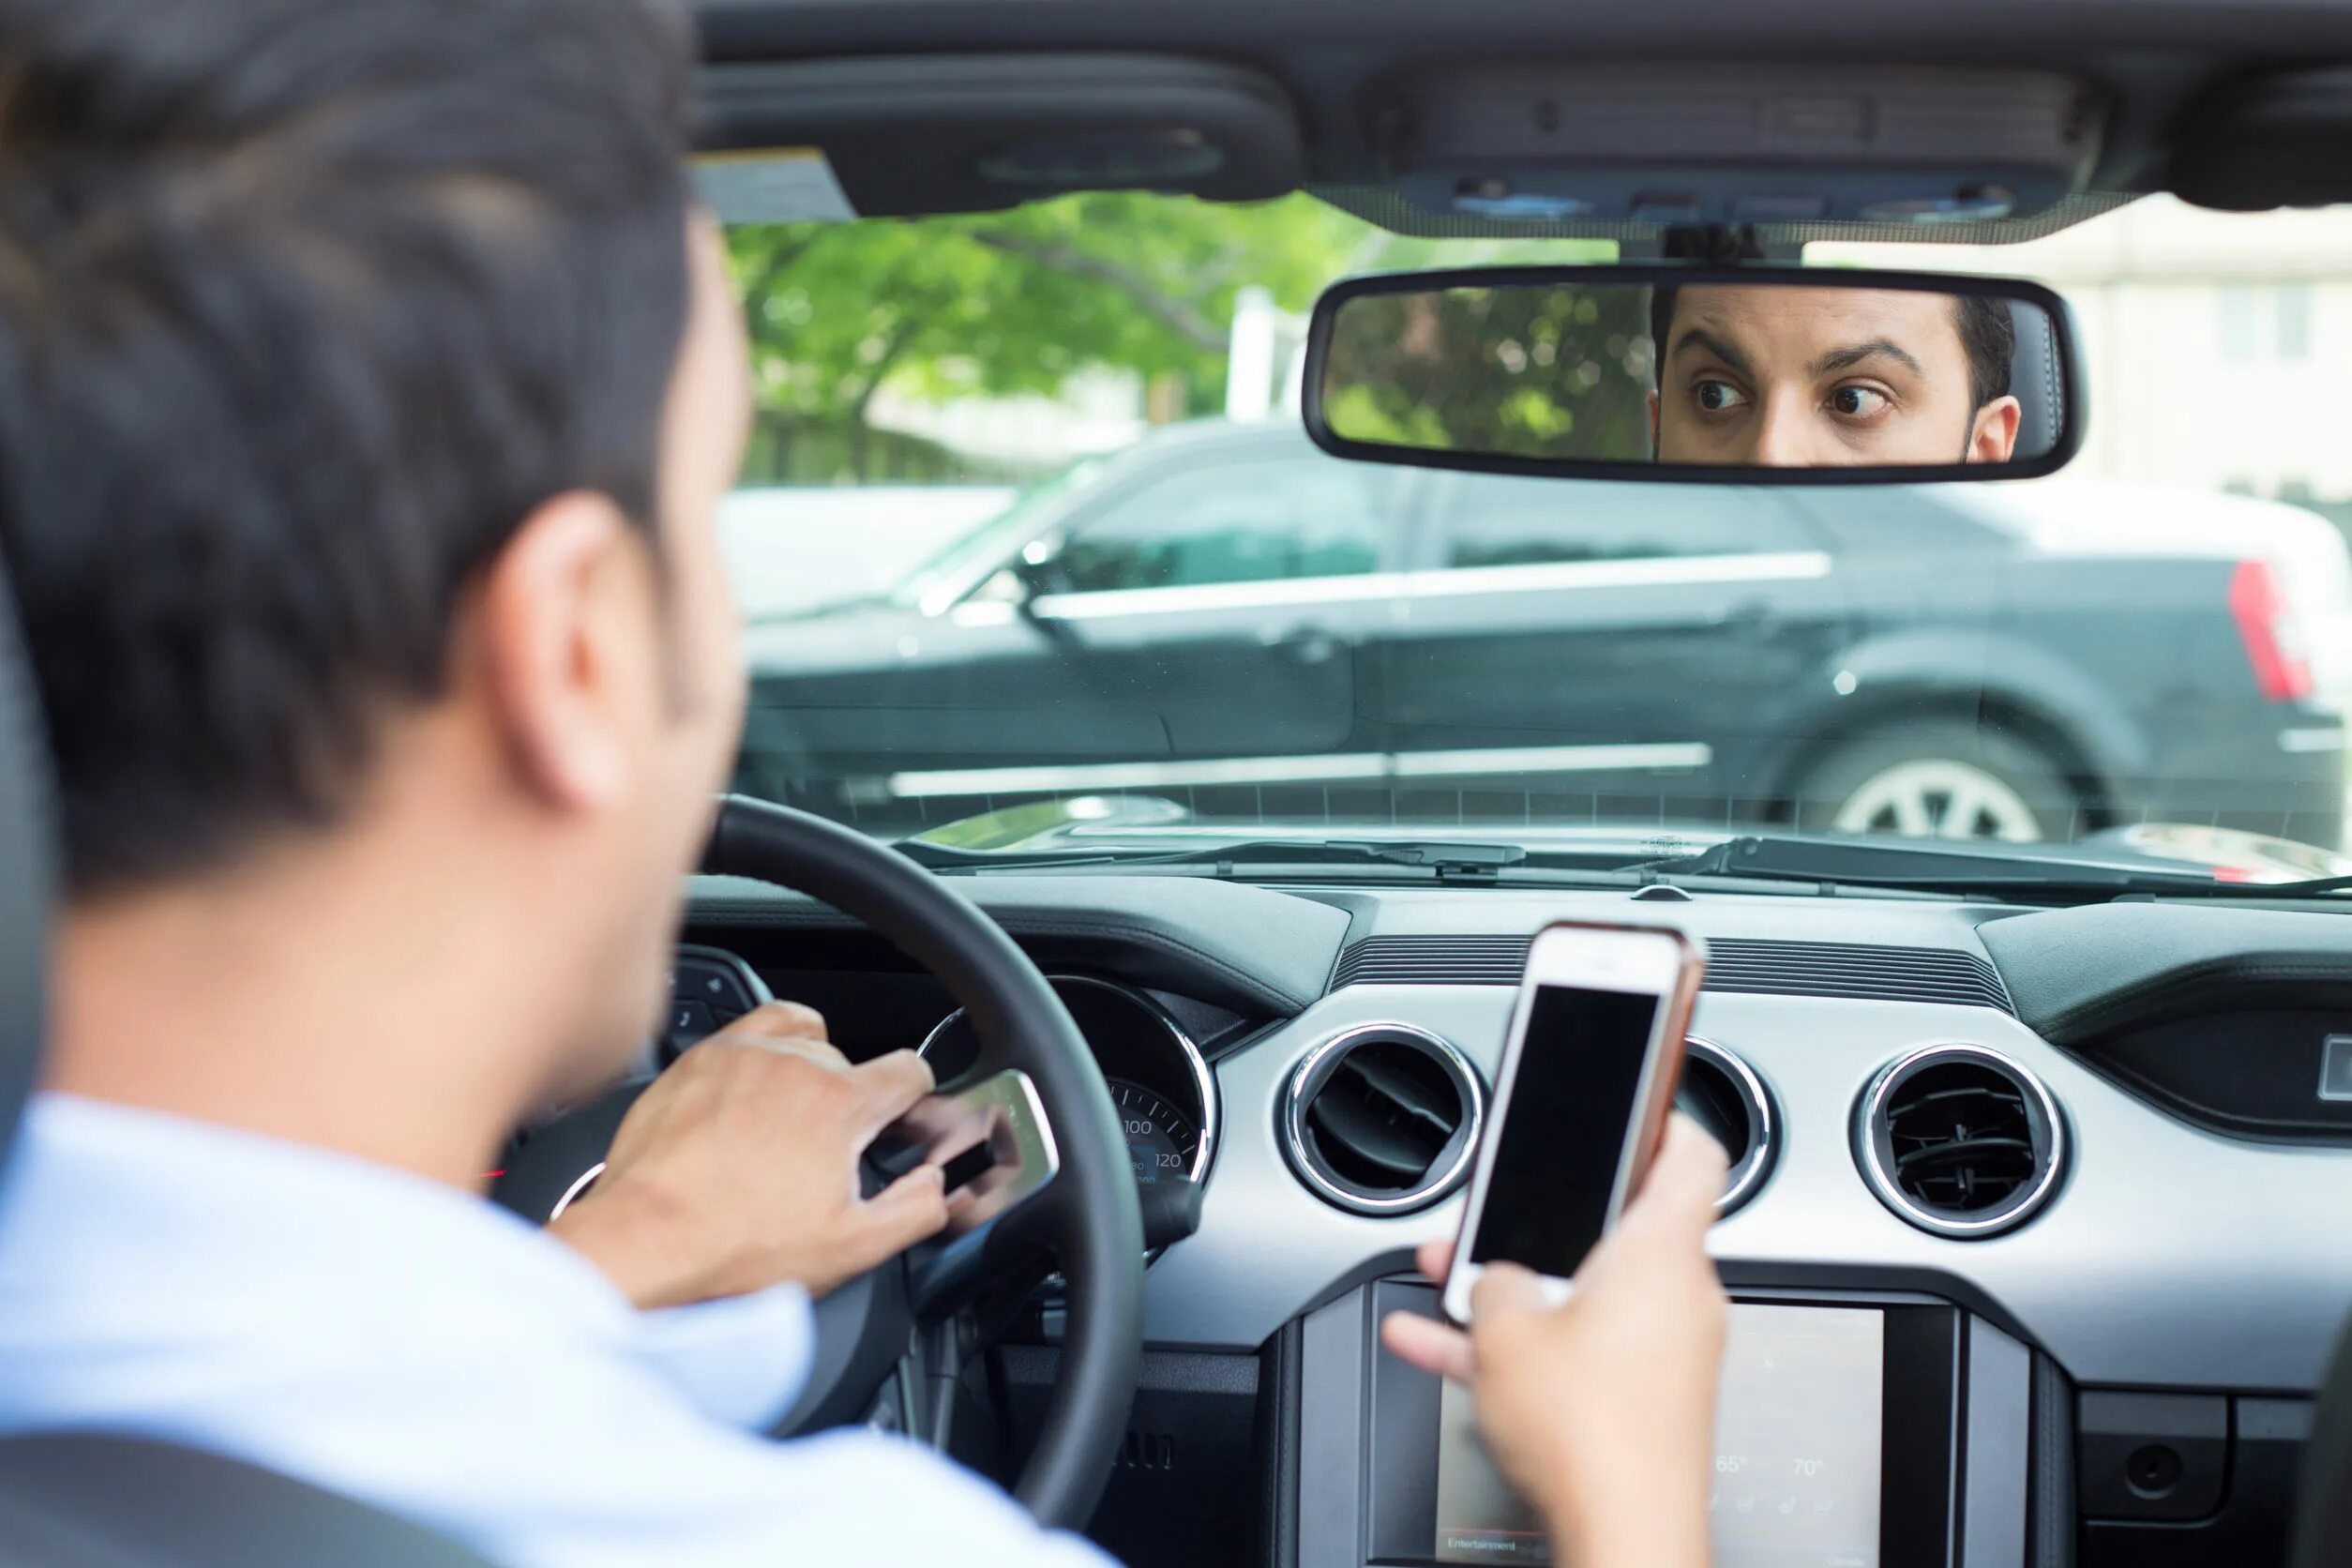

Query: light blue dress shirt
[0,1093,1115,1566]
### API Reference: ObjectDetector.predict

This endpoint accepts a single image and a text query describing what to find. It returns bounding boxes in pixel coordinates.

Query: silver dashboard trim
[1140,977,2352,1391]
[1963,1316,2032,1568]
[1297,1287,1369,1568]
[1684,1034,1778,1217]
[918,972,1220,1184]
[1280,1022,1485,1216]
[1852,1042,2068,1241]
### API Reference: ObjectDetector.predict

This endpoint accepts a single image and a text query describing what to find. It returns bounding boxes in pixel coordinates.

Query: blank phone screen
[1466,984,1661,1278]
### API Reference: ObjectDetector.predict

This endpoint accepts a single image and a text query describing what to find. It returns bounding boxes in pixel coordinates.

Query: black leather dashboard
[1982,900,2352,1043]
[689,872,1349,1017]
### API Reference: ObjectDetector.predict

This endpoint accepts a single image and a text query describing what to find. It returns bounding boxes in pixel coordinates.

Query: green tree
[1322,282,1655,460]
[725,190,1612,482]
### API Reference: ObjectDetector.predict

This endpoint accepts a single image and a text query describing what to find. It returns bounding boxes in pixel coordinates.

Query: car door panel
[1030,576,1395,759]
[744,435,1418,810]
[1380,476,1854,800]
[1012,448,1413,772]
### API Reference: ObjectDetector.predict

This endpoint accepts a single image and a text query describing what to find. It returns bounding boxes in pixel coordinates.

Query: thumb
[844,1164,950,1275]
[1469,1261,1548,1325]
[1622,1113,1729,1240]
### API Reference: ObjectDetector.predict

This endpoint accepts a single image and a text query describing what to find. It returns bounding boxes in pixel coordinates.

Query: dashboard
[662,871,2352,1568]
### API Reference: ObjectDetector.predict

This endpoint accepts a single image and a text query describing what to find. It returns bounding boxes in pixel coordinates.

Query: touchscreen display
[1433,1304,1885,1567]
[1466,984,1660,1279]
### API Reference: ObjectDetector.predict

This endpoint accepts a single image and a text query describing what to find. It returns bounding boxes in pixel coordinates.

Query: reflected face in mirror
[1650,286,2023,467]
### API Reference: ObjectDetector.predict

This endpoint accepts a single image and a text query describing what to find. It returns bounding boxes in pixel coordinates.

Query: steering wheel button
[667,1000,715,1040]
[671,948,768,1020]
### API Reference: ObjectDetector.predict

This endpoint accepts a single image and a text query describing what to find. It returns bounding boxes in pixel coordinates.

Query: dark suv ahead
[737,420,2352,847]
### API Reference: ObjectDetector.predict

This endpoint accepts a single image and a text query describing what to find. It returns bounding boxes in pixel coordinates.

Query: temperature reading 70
[1791,1458,1824,1477]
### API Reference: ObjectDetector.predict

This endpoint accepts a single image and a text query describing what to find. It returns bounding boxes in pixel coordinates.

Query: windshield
[722,191,2352,885]
[885,455,1105,615]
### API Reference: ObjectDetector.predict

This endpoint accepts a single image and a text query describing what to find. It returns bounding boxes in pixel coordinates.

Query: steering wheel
[494,796,1145,1530]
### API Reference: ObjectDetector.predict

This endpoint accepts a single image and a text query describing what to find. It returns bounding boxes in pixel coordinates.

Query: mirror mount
[1652,224,1777,264]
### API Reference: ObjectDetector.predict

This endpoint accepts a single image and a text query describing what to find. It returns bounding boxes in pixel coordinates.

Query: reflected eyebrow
[1809,338,1923,378]
[1668,326,1754,382]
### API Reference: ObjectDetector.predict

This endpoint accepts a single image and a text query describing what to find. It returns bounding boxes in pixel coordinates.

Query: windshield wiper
[905,828,2352,901]
[1624,834,2268,897]
[904,830,2176,894]
[898,836,1542,881]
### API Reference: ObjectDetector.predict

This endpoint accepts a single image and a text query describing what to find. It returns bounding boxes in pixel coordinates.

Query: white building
[1818,197,2352,508]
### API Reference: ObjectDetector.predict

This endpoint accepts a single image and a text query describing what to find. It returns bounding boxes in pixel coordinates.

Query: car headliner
[692,0,2352,236]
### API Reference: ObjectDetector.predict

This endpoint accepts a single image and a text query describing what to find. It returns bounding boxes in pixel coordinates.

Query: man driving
[0,1,1728,1563]
[1651,283,2023,465]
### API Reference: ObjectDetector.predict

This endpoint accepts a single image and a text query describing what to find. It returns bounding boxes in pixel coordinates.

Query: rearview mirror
[1303,265,2082,484]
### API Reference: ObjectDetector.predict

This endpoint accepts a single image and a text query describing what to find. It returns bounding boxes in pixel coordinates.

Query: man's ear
[470,491,658,812]
[1970,396,2023,464]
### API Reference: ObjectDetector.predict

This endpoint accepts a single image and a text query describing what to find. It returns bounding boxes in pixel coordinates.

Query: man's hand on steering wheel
[550,1003,952,1310]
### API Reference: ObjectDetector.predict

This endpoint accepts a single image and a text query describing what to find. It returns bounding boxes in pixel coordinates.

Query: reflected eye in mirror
[1693,378,1750,416]
[1304,264,2081,483]
[1829,385,1894,420]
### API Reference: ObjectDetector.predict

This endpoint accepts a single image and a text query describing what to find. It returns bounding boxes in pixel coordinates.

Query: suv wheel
[1792,721,2082,843]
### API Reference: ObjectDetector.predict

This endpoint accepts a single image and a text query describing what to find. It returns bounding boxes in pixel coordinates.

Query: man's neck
[49,811,581,1189]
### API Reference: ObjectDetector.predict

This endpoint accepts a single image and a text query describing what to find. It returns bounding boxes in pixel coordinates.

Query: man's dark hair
[0,0,698,893]
[1648,284,2015,413]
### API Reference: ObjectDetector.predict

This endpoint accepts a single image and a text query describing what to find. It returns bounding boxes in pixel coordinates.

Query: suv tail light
[2231,559,2314,702]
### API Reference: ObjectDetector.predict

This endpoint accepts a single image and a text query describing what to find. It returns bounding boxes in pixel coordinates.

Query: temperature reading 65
[1713,1455,1746,1474]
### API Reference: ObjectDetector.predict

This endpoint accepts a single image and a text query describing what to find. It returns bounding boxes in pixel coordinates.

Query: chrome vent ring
[1681,1036,1777,1217]
[1281,1023,1485,1216]
[1854,1042,2067,1239]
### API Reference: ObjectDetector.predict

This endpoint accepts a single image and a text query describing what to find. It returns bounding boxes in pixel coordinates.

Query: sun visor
[2172,68,2352,212]
[696,53,1305,218]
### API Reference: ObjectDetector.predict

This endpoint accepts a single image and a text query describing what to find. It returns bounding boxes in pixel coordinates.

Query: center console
[1296,1280,2036,1568]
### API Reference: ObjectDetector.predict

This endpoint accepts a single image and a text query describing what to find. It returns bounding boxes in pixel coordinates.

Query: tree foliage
[725,189,1613,481]
[1322,282,1655,461]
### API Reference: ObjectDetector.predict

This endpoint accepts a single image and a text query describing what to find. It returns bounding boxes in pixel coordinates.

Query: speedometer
[1108,1078,1199,1184]
[920,974,1219,1184]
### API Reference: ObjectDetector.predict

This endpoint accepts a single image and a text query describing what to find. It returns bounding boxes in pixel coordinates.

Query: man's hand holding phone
[1383,1114,1729,1568]
[1438,923,1704,1321]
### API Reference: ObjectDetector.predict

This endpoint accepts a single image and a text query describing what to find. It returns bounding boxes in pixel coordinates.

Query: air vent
[1282,1024,1484,1215]
[1854,1043,2065,1238]
[1679,1038,1777,1216]
[1331,935,2012,1012]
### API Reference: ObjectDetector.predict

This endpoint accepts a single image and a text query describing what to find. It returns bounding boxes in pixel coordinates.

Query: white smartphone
[1441,920,1707,1323]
